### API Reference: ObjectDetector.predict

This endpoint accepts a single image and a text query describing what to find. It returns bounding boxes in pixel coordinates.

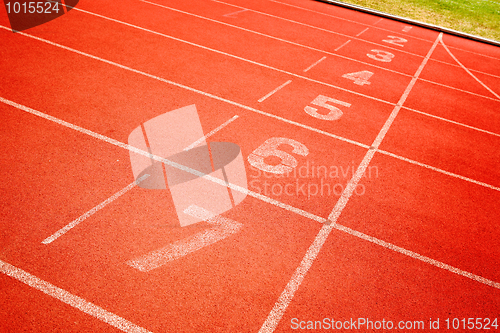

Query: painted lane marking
[231,0,500,62]
[378,149,500,192]
[404,106,500,137]
[356,27,369,37]
[427,60,500,80]
[209,0,426,58]
[258,32,443,333]
[0,97,326,225]
[418,78,500,102]
[42,174,150,244]
[222,8,248,17]
[45,2,500,100]
[334,39,350,52]
[373,18,383,25]
[0,260,153,333]
[184,115,239,151]
[439,34,500,100]
[37,4,405,104]
[263,0,500,62]
[3,94,498,249]
[383,35,408,47]
[126,205,242,272]
[2,95,499,315]
[140,0,417,77]
[0,27,369,150]
[403,26,412,32]
[258,80,292,102]
[266,0,426,39]
[303,56,326,72]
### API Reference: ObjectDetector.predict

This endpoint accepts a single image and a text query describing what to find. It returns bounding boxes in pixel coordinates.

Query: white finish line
[0,260,153,333]
[258,32,443,333]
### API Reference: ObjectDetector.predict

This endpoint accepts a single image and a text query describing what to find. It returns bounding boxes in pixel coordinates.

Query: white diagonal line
[0,260,153,333]
[439,34,500,100]
[356,27,369,36]
[223,8,249,17]
[303,56,327,72]
[258,80,292,102]
[378,149,500,192]
[139,0,413,78]
[42,174,150,244]
[2,95,499,319]
[0,27,370,150]
[258,32,443,333]
[184,115,239,151]
[0,97,325,227]
[334,39,351,51]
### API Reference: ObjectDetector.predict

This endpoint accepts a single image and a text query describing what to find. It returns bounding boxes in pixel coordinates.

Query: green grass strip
[337,0,500,42]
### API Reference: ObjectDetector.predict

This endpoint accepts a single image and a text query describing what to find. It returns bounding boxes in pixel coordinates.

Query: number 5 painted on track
[305,95,351,120]
[247,137,309,174]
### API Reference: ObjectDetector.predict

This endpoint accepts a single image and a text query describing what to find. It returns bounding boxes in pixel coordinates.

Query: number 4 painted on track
[342,70,373,86]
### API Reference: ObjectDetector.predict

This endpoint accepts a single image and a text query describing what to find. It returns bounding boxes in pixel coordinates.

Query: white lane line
[303,56,327,72]
[378,149,500,192]
[431,59,500,80]
[439,34,500,100]
[404,106,500,138]
[267,0,500,63]
[184,115,239,151]
[3,97,499,309]
[373,17,383,25]
[44,2,500,100]
[223,8,248,17]
[334,39,351,52]
[418,77,500,102]
[331,223,500,290]
[140,0,414,78]
[258,80,292,102]
[4,93,498,241]
[126,205,242,272]
[403,26,412,32]
[209,0,426,58]
[0,28,369,150]
[258,33,443,333]
[0,97,326,225]
[0,260,153,333]
[356,27,369,37]
[266,0,428,39]
[261,0,500,63]
[42,174,150,244]
[41,4,404,104]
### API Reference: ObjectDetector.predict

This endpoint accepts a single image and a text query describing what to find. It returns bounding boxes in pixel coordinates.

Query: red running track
[1,0,499,332]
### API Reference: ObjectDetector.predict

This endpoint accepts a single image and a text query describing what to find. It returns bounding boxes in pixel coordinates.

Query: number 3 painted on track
[367,49,394,62]
[247,137,309,174]
[305,95,351,120]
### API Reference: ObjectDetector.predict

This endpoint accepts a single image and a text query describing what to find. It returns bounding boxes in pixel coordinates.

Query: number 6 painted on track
[247,137,309,174]
[305,95,351,121]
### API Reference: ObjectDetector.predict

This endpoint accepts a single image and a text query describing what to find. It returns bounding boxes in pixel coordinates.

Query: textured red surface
[1,0,499,332]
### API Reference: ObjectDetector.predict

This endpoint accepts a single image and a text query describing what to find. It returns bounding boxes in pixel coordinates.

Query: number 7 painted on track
[127,105,247,271]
